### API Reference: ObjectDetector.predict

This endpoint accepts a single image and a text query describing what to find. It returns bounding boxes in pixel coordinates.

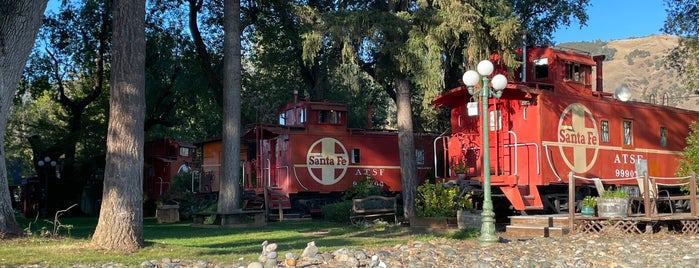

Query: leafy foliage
[663,0,699,106]
[321,200,352,223]
[679,121,699,193]
[163,173,197,219]
[416,180,472,217]
[582,196,597,207]
[600,188,629,199]
[343,176,387,200]
[451,158,468,174]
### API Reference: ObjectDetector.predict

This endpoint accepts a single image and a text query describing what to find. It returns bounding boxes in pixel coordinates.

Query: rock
[246,262,263,268]
[301,241,318,259]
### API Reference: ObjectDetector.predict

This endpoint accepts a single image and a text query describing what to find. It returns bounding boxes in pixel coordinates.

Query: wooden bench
[350,195,397,224]
[191,210,266,227]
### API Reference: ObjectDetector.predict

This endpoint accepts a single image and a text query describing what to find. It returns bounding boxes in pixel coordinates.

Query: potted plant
[581,196,596,217]
[455,192,480,229]
[451,158,468,182]
[597,188,629,217]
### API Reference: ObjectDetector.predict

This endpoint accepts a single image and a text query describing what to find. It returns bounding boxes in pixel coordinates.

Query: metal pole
[479,76,497,246]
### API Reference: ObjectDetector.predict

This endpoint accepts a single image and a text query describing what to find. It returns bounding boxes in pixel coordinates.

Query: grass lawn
[0,215,475,266]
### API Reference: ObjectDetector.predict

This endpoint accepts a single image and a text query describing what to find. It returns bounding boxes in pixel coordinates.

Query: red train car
[432,46,699,213]
[200,97,437,213]
[144,139,198,202]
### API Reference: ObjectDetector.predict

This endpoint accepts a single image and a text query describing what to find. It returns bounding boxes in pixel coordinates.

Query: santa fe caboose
[198,95,437,214]
[432,45,699,213]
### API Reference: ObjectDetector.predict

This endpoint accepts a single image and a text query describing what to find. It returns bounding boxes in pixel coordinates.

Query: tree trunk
[395,78,418,219]
[91,0,145,253]
[0,0,48,238]
[218,0,242,213]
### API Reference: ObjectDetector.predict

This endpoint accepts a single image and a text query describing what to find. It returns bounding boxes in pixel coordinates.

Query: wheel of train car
[541,194,564,214]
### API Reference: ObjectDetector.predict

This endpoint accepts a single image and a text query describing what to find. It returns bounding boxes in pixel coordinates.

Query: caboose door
[263,138,281,189]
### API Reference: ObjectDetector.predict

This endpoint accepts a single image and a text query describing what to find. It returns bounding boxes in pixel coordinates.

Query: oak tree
[91,0,146,252]
[0,0,48,238]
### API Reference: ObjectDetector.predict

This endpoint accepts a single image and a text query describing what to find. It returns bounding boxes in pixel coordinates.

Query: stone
[301,241,318,259]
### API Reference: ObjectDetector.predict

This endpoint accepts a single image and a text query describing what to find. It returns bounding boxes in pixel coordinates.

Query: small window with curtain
[600,120,609,143]
[622,120,633,147]
[660,126,667,147]
[352,148,360,164]
[318,110,342,124]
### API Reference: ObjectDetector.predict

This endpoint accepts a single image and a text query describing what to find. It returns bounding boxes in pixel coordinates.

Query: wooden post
[277,196,284,222]
[568,172,575,233]
[643,172,651,218]
[691,171,696,217]
[263,187,269,221]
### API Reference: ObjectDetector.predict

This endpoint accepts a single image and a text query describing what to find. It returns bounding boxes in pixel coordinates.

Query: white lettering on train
[613,153,644,164]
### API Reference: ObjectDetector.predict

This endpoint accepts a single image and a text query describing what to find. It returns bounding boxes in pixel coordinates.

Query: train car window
[600,120,609,143]
[318,110,342,124]
[278,113,286,125]
[179,147,189,157]
[660,126,667,147]
[298,108,306,123]
[352,149,360,163]
[565,62,582,82]
[489,110,502,131]
[416,149,425,165]
[533,58,548,79]
[623,120,633,146]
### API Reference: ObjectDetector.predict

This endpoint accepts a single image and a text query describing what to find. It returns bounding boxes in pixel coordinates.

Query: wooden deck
[566,172,699,235]
[507,213,699,237]
[575,213,699,234]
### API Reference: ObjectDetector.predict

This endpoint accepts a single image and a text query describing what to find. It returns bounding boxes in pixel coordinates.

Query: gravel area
[6,233,699,268]
[34,232,699,268]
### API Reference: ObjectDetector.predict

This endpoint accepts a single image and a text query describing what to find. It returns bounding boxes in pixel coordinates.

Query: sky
[44,0,665,44]
[553,0,667,43]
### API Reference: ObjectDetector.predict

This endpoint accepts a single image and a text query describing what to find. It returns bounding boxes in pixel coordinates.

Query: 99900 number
[615,169,637,178]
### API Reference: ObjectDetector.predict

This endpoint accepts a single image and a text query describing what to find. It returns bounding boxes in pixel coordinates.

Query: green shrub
[415,180,471,217]
[601,188,628,199]
[582,196,597,207]
[321,200,352,223]
[343,175,386,199]
[163,173,197,219]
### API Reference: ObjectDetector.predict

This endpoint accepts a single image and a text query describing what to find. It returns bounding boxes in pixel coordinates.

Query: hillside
[558,35,698,111]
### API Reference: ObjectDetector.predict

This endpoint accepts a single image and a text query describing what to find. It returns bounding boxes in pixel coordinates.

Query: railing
[567,171,698,233]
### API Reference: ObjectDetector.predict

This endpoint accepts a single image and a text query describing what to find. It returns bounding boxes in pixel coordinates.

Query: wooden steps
[505,215,570,237]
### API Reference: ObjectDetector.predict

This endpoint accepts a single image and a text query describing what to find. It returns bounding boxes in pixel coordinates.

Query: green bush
[163,173,197,219]
[679,121,699,194]
[601,188,628,199]
[321,200,352,223]
[415,180,471,217]
[343,176,386,199]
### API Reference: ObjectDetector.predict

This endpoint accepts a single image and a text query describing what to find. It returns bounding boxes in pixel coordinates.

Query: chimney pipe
[593,55,606,92]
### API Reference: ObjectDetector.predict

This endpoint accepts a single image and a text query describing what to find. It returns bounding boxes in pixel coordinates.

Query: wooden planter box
[457,210,481,229]
[410,216,457,229]
[156,205,180,223]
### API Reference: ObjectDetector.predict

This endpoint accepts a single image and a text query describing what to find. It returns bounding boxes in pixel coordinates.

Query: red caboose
[200,97,438,214]
[144,139,198,202]
[432,46,699,213]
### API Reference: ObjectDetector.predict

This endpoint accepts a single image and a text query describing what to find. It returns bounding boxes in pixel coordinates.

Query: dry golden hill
[559,34,698,111]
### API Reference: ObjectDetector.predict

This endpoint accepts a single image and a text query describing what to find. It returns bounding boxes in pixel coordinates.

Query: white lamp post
[462,59,508,246]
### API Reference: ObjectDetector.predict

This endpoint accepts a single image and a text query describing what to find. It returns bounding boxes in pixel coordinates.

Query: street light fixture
[37,156,56,218]
[462,59,508,246]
